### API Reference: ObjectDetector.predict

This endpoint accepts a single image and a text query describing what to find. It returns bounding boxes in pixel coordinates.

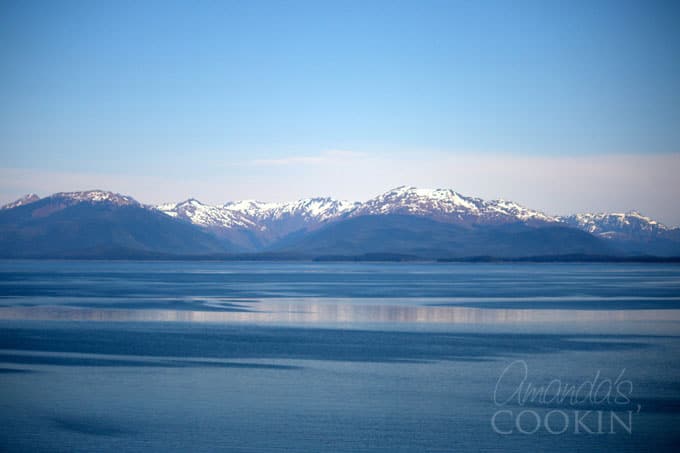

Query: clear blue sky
[1,1,679,222]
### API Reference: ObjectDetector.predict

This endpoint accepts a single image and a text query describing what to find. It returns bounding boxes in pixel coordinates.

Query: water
[1,261,679,452]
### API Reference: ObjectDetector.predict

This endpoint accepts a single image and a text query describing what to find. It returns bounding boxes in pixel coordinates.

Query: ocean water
[1,260,679,452]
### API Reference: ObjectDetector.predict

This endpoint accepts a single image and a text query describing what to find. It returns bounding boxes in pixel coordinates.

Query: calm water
[1,261,679,452]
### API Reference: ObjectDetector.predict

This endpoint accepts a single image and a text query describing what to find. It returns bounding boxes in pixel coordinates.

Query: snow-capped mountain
[4,188,675,244]
[232,197,360,225]
[1,191,139,214]
[156,186,556,236]
[0,190,228,258]
[2,186,678,257]
[0,193,40,210]
[153,185,677,249]
[158,197,357,228]
[49,190,140,206]
[350,186,556,226]
[251,197,360,243]
[560,211,671,241]
[157,199,256,229]
[157,196,359,249]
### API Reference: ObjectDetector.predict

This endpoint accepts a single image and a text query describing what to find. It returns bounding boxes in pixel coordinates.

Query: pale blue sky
[1,1,680,222]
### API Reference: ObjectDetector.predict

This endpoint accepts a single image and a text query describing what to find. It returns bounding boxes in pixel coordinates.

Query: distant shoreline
[1,253,680,263]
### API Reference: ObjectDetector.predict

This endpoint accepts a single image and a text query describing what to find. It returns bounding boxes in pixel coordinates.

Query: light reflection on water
[2,262,680,452]
[2,299,680,326]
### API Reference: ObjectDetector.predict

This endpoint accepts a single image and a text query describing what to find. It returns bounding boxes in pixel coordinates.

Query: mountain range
[1,186,679,260]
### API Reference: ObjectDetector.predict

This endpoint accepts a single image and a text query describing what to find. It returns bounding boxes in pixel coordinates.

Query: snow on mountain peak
[149,186,677,247]
[156,186,561,234]
[52,190,139,206]
[561,210,668,239]
[351,186,555,224]
[264,197,359,221]
[157,198,256,229]
[1,193,41,210]
[156,195,359,237]
[3,186,674,249]
[223,200,281,217]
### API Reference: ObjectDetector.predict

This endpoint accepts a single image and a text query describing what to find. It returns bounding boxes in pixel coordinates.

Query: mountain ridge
[152,185,678,246]
[2,187,678,258]
[0,192,233,258]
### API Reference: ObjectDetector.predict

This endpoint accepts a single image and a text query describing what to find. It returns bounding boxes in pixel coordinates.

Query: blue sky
[1,1,680,222]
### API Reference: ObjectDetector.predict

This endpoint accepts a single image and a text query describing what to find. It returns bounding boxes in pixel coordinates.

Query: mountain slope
[156,198,260,250]
[0,191,233,258]
[1,186,678,259]
[271,215,614,259]
[560,211,680,256]
[153,185,679,257]
[153,186,559,251]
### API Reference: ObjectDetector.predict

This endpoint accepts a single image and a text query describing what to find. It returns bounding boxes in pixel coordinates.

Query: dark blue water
[1,261,679,452]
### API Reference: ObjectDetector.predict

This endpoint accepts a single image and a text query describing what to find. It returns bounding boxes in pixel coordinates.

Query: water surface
[1,261,679,452]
